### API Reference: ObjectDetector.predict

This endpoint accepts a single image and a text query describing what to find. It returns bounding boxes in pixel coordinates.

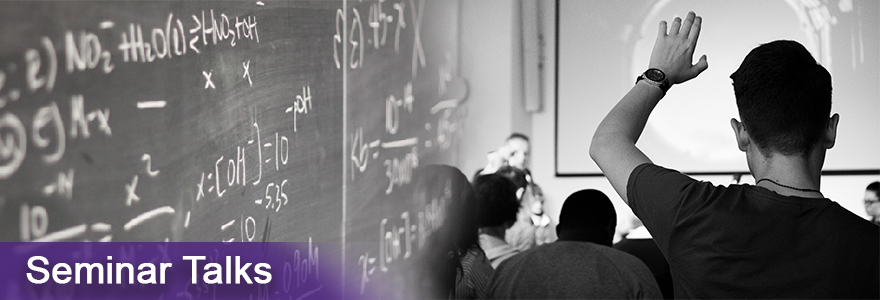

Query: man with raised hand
[589,11,879,298]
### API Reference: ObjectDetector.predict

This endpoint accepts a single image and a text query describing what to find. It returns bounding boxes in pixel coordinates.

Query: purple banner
[0,242,348,300]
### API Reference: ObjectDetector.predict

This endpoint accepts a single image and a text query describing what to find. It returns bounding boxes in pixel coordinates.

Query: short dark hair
[868,181,880,193]
[494,166,528,191]
[557,189,617,245]
[473,174,520,228]
[730,40,832,156]
[507,133,529,142]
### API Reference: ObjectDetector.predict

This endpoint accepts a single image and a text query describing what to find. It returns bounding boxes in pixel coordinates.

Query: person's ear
[730,118,750,152]
[516,187,525,201]
[823,113,839,149]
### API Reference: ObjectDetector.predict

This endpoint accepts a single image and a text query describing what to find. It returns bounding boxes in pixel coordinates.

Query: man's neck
[479,227,511,250]
[750,150,825,198]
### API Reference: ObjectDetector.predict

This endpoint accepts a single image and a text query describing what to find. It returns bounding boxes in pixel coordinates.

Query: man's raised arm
[588,11,708,204]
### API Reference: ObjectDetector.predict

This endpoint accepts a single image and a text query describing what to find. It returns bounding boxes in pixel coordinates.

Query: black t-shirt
[488,241,662,299]
[627,163,880,299]
[615,238,674,299]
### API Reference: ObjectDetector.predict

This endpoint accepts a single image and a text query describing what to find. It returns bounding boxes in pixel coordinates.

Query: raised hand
[649,11,708,85]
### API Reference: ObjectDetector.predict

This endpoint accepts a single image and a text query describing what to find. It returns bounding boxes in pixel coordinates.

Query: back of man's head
[556,189,616,246]
[473,174,520,228]
[868,181,880,194]
[730,40,832,156]
[495,166,528,193]
[507,132,530,142]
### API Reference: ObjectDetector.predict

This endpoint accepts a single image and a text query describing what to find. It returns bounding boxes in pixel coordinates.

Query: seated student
[488,189,661,299]
[474,135,554,248]
[495,166,555,252]
[614,218,673,299]
[494,166,537,251]
[590,11,880,298]
[404,165,492,299]
[472,173,521,268]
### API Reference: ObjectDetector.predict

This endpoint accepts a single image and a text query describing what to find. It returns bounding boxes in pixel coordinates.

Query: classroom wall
[458,0,531,177]
[527,0,630,233]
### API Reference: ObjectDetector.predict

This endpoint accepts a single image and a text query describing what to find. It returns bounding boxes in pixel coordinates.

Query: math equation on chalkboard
[1,0,464,298]
[0,0,345,245]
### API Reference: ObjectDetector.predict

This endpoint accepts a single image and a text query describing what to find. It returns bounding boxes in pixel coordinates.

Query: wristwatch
[636,68,671,94]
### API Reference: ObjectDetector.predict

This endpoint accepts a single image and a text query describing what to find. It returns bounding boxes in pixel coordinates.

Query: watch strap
[636,70,671,94]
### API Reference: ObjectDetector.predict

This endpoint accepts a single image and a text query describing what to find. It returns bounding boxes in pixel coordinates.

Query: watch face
[645,69,665,81]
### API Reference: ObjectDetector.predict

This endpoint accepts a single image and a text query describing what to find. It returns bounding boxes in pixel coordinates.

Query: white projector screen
[556,0,880,175]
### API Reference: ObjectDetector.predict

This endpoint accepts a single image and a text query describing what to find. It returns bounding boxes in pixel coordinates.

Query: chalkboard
[342,0,462,296]
[0,0,463,297]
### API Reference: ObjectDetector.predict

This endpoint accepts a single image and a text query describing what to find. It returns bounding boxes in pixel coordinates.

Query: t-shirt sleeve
[626,163,703,253]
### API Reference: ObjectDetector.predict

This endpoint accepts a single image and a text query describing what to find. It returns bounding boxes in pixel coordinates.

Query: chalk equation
[357,194,451,295]
[0,2,336,247]
[335,0,426,78]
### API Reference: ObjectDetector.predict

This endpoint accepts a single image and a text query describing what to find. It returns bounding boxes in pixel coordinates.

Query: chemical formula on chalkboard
[0,0,346,244]
[1,0,464,298]
[341,0,465,297]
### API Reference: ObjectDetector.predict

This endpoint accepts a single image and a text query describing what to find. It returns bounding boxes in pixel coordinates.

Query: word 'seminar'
[26,255,272,285]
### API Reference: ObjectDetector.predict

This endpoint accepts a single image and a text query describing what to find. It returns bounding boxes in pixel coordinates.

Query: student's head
[729,40,838,168]
[473,174,520,229]
[409,165,479,298]
[556,189,617,246]
[506,133,531,169]
[865,181,880,218]
[495,166,529,199]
